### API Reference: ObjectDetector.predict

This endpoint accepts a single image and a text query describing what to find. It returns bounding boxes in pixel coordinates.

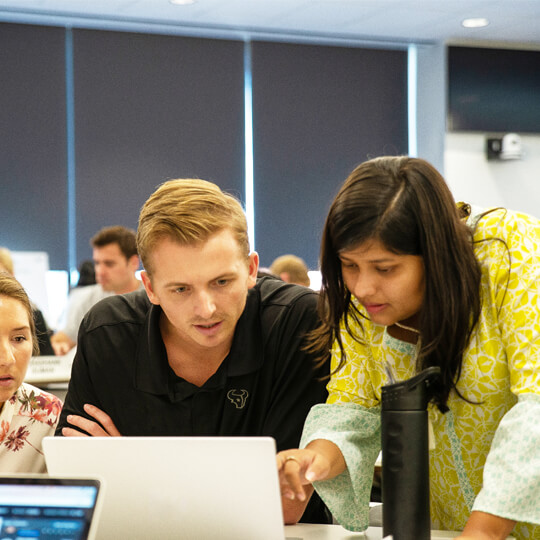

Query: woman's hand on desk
[277,440,345,502]
[62,403,122,437]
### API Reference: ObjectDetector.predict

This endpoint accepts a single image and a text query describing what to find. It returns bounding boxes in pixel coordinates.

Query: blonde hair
[270,254,310,286]
[0,272,38,355]
[0,247,14,275]
[137,179,249,275]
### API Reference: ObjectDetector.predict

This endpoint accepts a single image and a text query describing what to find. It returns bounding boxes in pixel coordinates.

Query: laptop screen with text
[0,475,102,540]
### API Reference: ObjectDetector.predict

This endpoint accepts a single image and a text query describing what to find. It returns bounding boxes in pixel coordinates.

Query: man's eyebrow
[163,272,237,288]
[163,281,188,288]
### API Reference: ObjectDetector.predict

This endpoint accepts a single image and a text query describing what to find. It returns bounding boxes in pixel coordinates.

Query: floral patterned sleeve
[300,402,380,532]
[0,383,63,473]
[468,209,540,531]
[298,319,401,532]
[472,393,540,524]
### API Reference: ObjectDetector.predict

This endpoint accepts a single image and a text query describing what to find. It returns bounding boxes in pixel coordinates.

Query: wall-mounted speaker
[486,133,523,161]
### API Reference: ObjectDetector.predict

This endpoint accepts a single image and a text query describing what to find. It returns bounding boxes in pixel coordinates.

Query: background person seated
[0,272,62,472]
[270,254,311,287]
[74,259,96,287]
[51,226,141,355]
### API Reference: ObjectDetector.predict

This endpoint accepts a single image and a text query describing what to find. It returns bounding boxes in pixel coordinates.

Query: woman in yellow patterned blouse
[278,156,539,539]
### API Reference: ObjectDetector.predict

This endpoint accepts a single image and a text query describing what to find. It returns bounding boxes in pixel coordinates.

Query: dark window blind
[73,29,245,262]
[251,41,407,270]
[0,23,68,269]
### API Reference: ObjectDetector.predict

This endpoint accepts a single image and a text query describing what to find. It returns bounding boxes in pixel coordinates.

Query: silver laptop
[44,436,285,540]
[0,474,103,540]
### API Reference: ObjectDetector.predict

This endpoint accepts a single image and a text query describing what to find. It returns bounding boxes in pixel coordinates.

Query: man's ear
[141,271,159,305]
[129,255,141,273]
[247,252,259,289]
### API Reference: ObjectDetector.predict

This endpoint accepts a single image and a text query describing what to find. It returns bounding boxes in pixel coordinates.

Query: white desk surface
[284,524,515,540]
[284,524,458,539]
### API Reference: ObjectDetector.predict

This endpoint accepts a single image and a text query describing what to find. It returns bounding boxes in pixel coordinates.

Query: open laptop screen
[0,476,101,540]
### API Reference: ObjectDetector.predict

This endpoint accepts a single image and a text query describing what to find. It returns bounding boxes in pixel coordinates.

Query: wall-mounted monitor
[448,45,540,134]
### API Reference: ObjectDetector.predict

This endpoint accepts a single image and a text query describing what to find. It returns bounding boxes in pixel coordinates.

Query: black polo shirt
[57,276,330,522]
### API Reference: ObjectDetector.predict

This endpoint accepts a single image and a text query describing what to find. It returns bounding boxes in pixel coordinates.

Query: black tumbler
[381,366,440,540]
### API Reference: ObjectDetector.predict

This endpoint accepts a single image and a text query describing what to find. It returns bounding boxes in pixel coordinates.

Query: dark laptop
[0,475,102,540]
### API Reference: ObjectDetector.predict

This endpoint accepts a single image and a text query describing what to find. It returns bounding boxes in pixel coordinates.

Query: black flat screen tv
[448,45,540,134]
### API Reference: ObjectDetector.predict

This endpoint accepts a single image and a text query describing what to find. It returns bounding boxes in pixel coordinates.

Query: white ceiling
[0,0,540,49]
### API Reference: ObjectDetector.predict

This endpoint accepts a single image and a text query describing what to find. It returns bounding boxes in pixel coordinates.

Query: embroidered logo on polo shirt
[227,389,249,409]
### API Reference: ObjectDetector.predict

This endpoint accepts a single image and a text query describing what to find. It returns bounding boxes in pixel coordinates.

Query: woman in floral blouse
[0,272,62,472]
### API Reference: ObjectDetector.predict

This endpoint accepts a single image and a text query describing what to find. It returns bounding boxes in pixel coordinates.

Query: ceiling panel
[0,0,539,47]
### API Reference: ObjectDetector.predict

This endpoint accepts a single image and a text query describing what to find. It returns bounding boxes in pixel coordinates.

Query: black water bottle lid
[381,366,441,411]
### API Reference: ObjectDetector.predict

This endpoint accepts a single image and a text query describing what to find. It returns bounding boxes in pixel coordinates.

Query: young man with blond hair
[56,179,330,524]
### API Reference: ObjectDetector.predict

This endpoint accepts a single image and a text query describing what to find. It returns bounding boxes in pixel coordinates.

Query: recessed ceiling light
[462,18,489,28]
[169,0,196,5]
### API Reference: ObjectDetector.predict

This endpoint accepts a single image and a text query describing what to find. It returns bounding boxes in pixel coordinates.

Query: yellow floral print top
[301,207,540,539]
